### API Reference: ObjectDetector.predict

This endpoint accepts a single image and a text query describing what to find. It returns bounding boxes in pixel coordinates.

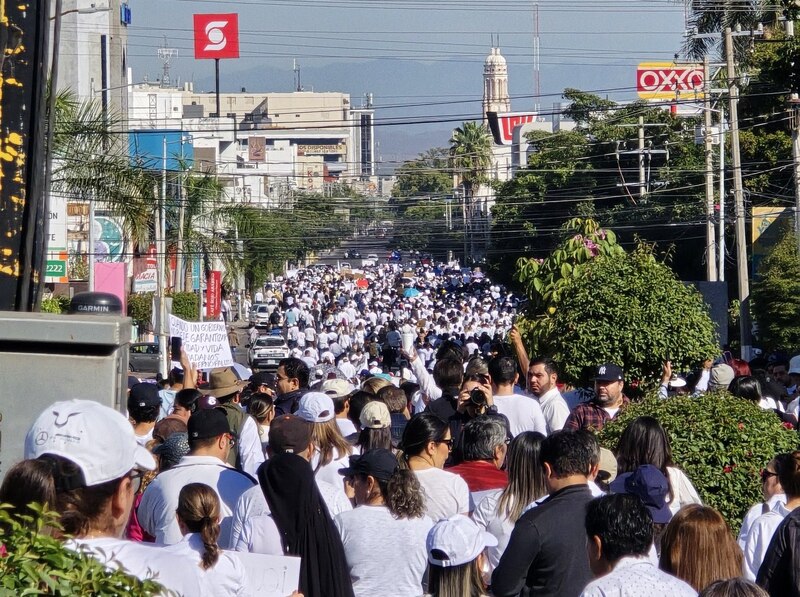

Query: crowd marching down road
[5,256,800,597]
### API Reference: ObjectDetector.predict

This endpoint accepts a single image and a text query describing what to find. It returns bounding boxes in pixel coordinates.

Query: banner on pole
[168,315,233,370]
[207,270,221,319]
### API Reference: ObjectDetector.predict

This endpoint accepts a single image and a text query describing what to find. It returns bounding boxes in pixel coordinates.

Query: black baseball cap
[250,371,277,391]
[128,383,161,409]
[338,449,398,482]
[594,363,624,382]
[187,408,230,441]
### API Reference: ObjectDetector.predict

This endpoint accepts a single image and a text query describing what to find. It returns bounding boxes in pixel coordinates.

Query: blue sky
[129,0,688,163]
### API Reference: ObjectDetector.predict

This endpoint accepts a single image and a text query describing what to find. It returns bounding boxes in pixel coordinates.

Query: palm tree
[683,0,771,60]
[449,121,493,262]
[52,90,153,254]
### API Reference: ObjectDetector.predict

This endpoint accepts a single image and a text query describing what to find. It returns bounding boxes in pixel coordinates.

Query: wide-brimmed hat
[201,367,246,397]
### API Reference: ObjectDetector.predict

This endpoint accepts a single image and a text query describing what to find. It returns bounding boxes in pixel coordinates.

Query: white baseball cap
[790,355,800,375]
[295,392,336,423]
[25,399,156,487]
[427,515,498,567]
[321,378,355,399]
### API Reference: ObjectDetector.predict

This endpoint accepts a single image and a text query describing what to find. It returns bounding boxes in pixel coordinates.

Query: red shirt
[447,460,508,493]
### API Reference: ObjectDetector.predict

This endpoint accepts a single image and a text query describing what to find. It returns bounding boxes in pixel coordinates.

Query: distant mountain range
[148,55,638,171]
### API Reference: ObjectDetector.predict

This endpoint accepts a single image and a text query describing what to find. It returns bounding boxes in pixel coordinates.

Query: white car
[366,253,379,261]
[249,304,270,328]
[340,262,352,270]
[247,335,289,370]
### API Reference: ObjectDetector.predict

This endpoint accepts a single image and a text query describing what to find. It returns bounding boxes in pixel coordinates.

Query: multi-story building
[127,83,378,207]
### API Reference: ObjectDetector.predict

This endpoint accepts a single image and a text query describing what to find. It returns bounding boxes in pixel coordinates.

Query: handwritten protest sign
[232,552,301,597]
[168,315,233,370]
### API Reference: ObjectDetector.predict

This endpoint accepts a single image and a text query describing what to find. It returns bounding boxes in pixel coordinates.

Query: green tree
[392,147,452,199]
[517,225,718,385]
[752,228,800,351]
[449,122,492,205]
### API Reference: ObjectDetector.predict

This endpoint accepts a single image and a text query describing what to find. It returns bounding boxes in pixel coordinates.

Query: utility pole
[725,27,752,360]
[157,137,169,378]
[638,116,646,199]
[790,95,800,255]
[703,56,718,281]
[719,121,726,282]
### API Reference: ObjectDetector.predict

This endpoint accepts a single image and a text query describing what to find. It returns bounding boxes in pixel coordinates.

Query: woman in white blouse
[614,416,702,515]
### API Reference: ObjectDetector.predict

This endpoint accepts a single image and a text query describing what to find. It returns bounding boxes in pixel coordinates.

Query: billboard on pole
[637,63,704,101]
[193,14,240,60]
[486,112,538,146]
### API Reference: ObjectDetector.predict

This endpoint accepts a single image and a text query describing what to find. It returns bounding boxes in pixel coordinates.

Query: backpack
[217,401,251,471]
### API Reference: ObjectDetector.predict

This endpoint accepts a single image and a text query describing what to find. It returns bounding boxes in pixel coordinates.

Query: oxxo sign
[636,63,704,101]
[193,13,239,60]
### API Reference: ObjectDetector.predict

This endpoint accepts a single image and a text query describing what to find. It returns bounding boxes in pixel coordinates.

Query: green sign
[46,259,66,277]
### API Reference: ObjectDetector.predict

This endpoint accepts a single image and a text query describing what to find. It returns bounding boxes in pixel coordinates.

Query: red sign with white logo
[207,271,221,319]
[193,14,240,60]
[636,63,704,100]
[486,112,538,146]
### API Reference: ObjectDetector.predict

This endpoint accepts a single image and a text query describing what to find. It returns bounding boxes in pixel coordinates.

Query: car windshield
[255,338,284,347]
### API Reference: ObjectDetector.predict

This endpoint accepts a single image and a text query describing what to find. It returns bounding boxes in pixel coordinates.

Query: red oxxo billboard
[637,63,704,101]
[194,14,240,60]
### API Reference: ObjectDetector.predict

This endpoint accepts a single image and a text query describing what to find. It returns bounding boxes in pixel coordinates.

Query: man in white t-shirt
[138,408,256,547]
[321,378,358,438]
[488,356,547,438]
[527,357,570,434]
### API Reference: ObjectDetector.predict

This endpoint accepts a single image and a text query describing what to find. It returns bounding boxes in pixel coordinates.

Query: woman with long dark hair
[168,483,248,596]
[472,431,547,572]
[356,400,394,452]
[334,449,432,596]
[615,416,701,515]
[401,412,469,521]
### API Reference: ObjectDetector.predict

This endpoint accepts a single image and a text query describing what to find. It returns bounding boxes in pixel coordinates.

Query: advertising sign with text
[637,63,704,101]
[486,112,538,146]
[207,270,221,319]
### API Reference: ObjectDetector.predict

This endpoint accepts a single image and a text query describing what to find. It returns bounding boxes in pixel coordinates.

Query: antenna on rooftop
[157,36,178,88]
[293,59,303,92]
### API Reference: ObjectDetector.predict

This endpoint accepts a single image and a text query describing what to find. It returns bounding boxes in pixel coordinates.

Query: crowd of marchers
[2,261,800,597]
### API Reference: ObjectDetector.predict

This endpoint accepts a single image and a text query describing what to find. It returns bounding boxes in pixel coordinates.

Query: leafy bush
[520,243,718,386]
[127,293,152,331]
[170,291,199,321]
[40,296,70,314]
[598,393,798,533]
[0,504,162,595]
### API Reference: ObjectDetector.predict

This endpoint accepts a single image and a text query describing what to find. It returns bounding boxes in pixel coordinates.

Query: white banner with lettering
[232,552,301,597]
[168,315,233,370]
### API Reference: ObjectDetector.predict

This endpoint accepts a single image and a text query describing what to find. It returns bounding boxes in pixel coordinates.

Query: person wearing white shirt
[403,412,469,521]
[24,399,208,597]
[738,457,786,549]
[128,383,161,447]
[527,357,570,433]
[582,494,697,597]
[138,409,257,548]
[743,453,800,580]
[167,482,249,596]
[334,449,433,597]
[296,391,355,490]
[489,356,547,438]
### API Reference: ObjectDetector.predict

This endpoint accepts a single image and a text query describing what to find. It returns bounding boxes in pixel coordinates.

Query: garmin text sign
[193,14,239,60]
[637,63,704,100]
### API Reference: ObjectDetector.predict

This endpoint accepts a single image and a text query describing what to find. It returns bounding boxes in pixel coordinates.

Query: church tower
[483,46,511,121]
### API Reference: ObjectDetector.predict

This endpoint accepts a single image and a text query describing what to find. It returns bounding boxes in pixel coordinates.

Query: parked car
[249,304,270,328]
[366,253,379,261]
[129,342,160,373]
[248,335,290,370]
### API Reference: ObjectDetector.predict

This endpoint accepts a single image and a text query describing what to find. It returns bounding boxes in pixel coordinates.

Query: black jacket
[492,483,594,597]
[757,507,800,597]
[274,388,306,417]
